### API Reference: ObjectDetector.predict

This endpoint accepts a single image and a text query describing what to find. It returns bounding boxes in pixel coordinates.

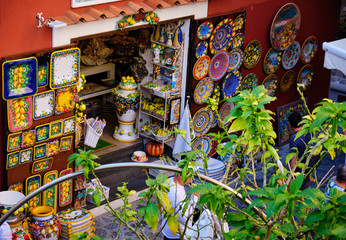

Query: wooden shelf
[151,61,180,71]
[151,39,181,50]
[79,83,113,100]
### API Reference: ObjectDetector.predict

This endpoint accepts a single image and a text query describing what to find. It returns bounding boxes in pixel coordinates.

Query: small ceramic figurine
[174,20,185,47]
[159,25,166,44]
[166,23,175,46]
[152,44,163,64]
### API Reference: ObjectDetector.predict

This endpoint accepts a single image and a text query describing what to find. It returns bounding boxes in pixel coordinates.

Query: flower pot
[29,206,61,240]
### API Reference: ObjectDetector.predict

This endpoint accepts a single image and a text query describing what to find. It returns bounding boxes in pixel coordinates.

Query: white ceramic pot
[0,191,25,222]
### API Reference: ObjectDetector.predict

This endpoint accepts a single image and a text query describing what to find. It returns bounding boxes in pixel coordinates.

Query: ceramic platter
[193,55,210,80]
[2,57,38,100]
[209,18,234,54]
[233,14,245,33]
[218,101,234,127]
[194,77,214,104]
[7,96,33,132]
[43,170,58,211]
[32,158,53,174]
[231,33,245,49]
[243,40,262,69]
[192,135,214,157]
[209,50,230,81]
[282,41,300,70]
[240,73,258,91]
[38,62,49,87]
[263,48,282,75]
[222,70,242,98]
[195,41,209,59]
[197,21,214,40]
[192,107,214,136]
[280,70,295,93]
[33,90,55,120]
[50,47,80,89]
[297,64,314,91]
[300,36,318,64]
[262,74,278,96]
[270,3,301,51]
[26,174,41,208]
[228,48,243,72]
[195,157,226,182]
[59,168,73,207]
[55,86,77,115]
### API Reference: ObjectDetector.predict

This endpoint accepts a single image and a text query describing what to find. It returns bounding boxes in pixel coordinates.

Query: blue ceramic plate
[195,41,209,59]
[192,135,213,157]
[222,70,242,98]
[192,107,213,136]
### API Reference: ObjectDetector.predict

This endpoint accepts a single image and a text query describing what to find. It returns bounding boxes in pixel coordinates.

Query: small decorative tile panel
[46,139,59,157]
[7,132,22,152]
[63,116,76,135]
[34,143,47,160]
[19,148,33,164]
[8,182,24,193]
[21,129,36,148]
[33,90,55,120]
[43,170,58,212]
[55,86,77,115]
[7,96,33,132]
[38,62,49,87]
[25,174,41,210]
[31,158,53,174]
[35,124,50,142]
[59,168,73,207]
[60,136,73,151]
[6,151,20,169]
[50,120,63,138]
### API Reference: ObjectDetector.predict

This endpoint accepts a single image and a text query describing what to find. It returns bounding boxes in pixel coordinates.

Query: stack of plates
[195,158,226,183]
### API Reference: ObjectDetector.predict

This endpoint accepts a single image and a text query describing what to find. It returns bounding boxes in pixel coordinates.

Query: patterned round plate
[193,55,210,80]
[218,101,234,127]
[233,14,245,33]
[262,74,278,96]
[263,48,282,75]
[195,41,209,59]
[280,70,295,93]
[300,36,318,64]
[192,135,214,156]
[209,50,230,81]
[239,73,258,91]
[222,70,242,98]
[243,40,262,69]
[231,33,245,49]
[282,41,300,70]
[193,77,214,104]
[270,3,301,51]
[192,107,213,136]
[297,64,313,91]
[228,48,243,72]
[197,21,214,40]
[209,18,234,54]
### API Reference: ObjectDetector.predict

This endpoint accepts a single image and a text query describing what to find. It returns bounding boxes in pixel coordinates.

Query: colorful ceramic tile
[6,151,20,169]
[209,18,234,54]
[33,90,55,120]
[50,120,63,138]
[50,48,80,89]
[63,116,76,135]
[59,168,73,207]
[8,182,24,193]
[300,36,318,64]
[243,40,262,69]
[7,96,33,132]
[7,132,22,152]
[21,129,36,148]
[55,86,77,115]
[2,57,38,100]
[43,170,58,212]
[197,21,213,40]
[46,139,60,157]
[38,62,49,87]
[19,148,33,164]
[209,50,230,81]
[60,136,73,151]
[35,124,50,142]
[193,77,214,104]
[32,158,53,174]
[25,174,41,210]
[34,143,47,160]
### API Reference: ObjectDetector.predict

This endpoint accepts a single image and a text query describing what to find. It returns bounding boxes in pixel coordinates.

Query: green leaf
[157,190,170,209]
[331,226,346,237]
[83,165,89,179]
[166,216,179,236]
[92,191,102,207]
[246,189,272,198]
[268,145,280,160]
[305,210,325,224]
[144,203,159,231]
[281,222,295,233]
[227,212,247,221]
[228,118,247,133]
[290,174,304,194]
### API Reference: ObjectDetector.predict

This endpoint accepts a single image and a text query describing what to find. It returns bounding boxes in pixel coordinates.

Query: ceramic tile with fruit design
[31,157,53,174]
[7,96,33,132]
[8,182,24,193]
[25,174,41,210]
[34,143,47,160]
[50,120,62,138]
[43,170,58,212]
[55,86,77,115]
[59,168,73,207]
[63,116,76,135]
[46,139,59,157]
[6,151,20,169]
[38,62,49,87]
[33,90,55,120]
[21,129,36,148]
[19,148,33,164]
[2,57,38,100]
[60,136,73,151]
[7,132,22,152]
[50,48,80,89]
[35,123,50,142]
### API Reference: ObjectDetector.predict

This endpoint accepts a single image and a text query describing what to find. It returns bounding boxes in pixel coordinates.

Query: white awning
[323,38,346,75]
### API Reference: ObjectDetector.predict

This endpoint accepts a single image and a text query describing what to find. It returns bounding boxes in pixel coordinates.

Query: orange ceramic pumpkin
[145,141,164,157]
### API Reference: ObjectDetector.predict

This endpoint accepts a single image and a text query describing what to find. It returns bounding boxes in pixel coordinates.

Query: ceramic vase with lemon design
[113,76,139,142]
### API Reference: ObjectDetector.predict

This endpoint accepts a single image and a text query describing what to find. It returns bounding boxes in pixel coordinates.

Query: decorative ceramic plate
[63,116,76,135]
[50,120,63,138]
[282,41,300,70]
[50,48,80,89]
[233,14,245,32]
[211,84,221,105]
[7,132,22,152]
[209,50,230,81]
[20,148,33,164]
[60,136,73,151]
[2,57,38,100]
[8,182,24,193]
[47,139,60,157]
[197,21,214,40]
[34,143,47,160]
[270,3,301,51]
[35,124,50,143]
[192,107,214,136]
[32,158,53,174]
[26,174,41,208]
[193,55,210,80]
[297,64,314,91]
[231,33,245,49]
[33,90,55,120]
[222,70,242,98]
[211,111,218,128]
[6,151,20,169]
[239,73,258,91]
[21,129,36,149]
[218,101,234,127]
[209,18,234,54]
[55,87,77,115]
[243,40,262,69]
[192,135,214,157]
[228,48,243,72]
[300,36,318,64]
[43,170,58,212]
[193,77,214,104]
[38,62,49,87]
[263,48,282,75]
[280,70,295,93]
[7,96,33,132]
[195,41,209,59]
[262,74,278,96]
[59,168,73,207]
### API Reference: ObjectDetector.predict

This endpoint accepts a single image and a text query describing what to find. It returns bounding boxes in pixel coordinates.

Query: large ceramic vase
[113,76,139,142]
[29,206,61,240]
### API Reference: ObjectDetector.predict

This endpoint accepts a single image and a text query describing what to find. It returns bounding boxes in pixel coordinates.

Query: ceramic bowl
[131,151,148,162]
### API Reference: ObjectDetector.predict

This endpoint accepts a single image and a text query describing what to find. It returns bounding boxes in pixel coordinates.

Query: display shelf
[151,61,180,71]
[150,38,181,50]
[139,132,175,143]
[79,84,113,100]
[141,108,168,121]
